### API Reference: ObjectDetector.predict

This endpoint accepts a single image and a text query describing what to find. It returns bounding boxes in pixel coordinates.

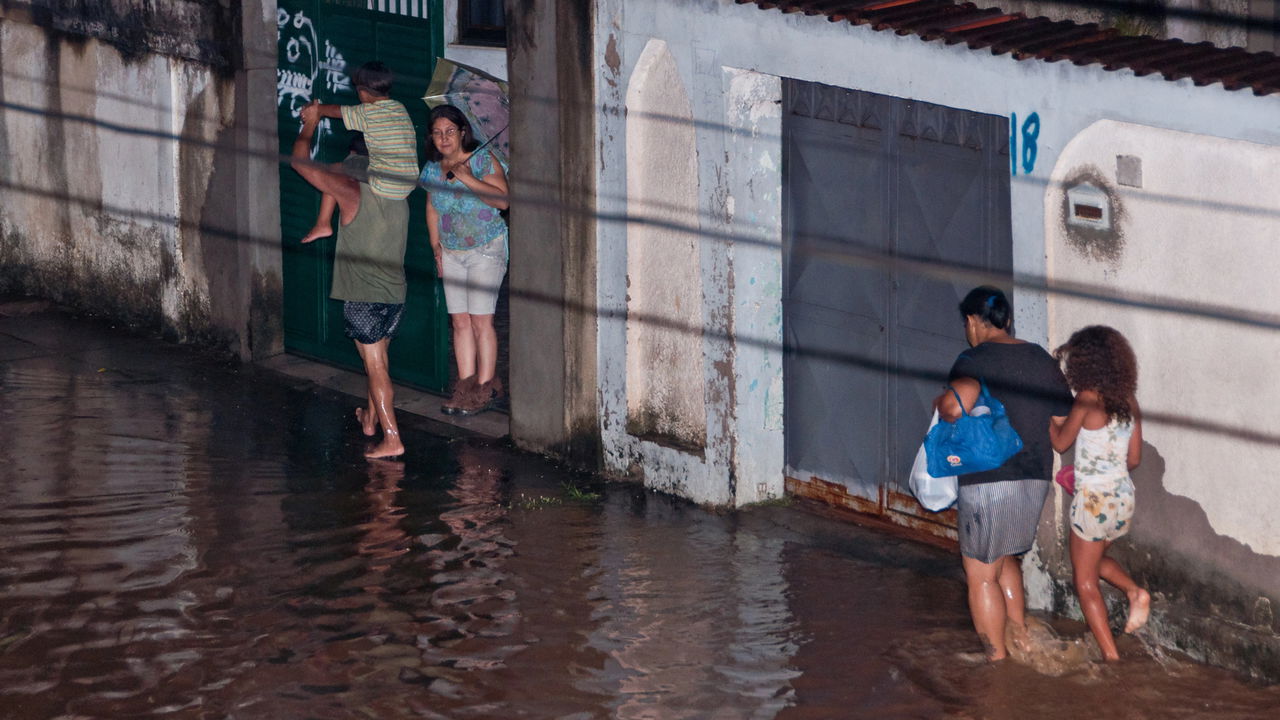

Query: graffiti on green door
[276,0,449,391]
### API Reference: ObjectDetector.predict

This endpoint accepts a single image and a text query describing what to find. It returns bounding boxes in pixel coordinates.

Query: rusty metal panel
[788,476,960,544]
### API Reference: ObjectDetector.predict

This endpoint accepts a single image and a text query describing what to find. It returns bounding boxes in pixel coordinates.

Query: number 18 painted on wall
[1009,112,1040,176]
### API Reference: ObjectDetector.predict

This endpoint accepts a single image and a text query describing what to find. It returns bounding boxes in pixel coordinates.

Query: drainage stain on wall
[1059,165,1127,266]
[18,0,240,70]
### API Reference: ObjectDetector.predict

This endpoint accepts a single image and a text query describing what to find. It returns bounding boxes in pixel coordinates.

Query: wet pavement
[1,299,1278,719]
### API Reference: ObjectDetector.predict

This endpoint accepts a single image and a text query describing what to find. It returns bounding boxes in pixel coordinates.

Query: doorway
[781,80,1013,538]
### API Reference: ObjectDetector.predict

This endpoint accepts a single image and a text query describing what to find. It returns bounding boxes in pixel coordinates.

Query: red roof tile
[736,0,1280,96]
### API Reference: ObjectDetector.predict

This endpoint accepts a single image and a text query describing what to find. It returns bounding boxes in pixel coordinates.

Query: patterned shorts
[1070,477,1135,542]
[343,302,405,344]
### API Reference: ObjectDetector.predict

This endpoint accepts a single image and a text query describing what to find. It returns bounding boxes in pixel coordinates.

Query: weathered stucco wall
[594,0,788,507]
[0,2,282,359]
[585,0,1280,677]
[506,0,600,465]
[1042,120,1280,676]
[623,38,707,454]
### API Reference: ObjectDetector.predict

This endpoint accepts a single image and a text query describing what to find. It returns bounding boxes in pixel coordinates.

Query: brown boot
[441,375,477,415]
[456,376,502,417]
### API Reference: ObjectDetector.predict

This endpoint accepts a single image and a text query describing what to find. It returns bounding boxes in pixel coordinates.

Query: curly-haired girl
[1050,325,1151,661]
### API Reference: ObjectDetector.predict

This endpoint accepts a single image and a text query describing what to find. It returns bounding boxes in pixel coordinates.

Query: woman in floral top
[421,105,509,416]
[1050,326,1151,661]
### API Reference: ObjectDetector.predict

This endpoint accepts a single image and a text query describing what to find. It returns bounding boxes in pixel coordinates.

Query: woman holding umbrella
[421,104,509,415]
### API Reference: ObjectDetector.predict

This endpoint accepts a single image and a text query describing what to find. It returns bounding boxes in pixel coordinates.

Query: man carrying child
[291,61,418,459]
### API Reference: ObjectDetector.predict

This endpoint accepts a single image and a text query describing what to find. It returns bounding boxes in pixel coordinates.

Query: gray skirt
[957,479,1051,563]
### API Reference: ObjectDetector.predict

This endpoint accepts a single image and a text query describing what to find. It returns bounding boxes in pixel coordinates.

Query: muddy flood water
[2,309,1279,719]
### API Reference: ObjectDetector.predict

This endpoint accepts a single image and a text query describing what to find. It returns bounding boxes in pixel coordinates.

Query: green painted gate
[277,0,447,391]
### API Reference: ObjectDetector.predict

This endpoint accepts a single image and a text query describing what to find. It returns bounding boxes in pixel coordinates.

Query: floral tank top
[420,150,507,251]
[1075,419,1133,486]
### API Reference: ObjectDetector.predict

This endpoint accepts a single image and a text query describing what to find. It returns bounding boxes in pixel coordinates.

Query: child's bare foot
[354,407,377,436]
[301,225,333,244]
[365,434,404,459]
[1124,588,1151,634]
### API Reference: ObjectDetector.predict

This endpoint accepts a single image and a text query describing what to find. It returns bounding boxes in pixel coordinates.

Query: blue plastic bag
[925,380,1023,478]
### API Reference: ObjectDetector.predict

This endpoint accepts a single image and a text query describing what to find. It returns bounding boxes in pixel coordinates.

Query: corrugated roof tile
[737,0,1280,96]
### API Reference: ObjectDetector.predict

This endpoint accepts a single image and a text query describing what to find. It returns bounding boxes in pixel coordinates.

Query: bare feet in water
[1124,588,1151,634]
[301,224,333,244]
[364,432,404,459]
[355,407,377,437]
[1007,622,1034,657]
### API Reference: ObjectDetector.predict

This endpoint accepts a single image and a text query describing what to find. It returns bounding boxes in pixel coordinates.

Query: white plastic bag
[910,410,958,512]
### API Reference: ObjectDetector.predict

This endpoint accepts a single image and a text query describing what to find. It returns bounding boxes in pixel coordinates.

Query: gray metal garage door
[782,80,1012,535]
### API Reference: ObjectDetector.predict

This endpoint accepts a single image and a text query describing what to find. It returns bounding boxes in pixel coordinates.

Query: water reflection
[580,499,799,719]
[1,335,1279,718]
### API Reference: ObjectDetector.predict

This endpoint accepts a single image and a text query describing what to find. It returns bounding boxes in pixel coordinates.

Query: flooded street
[1,306,1278,718]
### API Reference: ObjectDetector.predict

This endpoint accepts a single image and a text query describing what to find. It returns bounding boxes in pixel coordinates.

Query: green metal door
[277,0,447,391]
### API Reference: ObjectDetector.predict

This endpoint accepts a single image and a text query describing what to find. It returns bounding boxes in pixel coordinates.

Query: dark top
[948,341,1073,486]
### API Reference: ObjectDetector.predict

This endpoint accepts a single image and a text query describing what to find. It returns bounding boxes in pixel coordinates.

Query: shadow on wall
[1042,442,1280,680]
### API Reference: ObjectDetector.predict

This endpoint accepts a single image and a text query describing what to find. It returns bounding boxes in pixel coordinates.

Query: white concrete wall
[591,0,1280,505]
[596,0,790,507]
[0,23,229,340]
[0,4,282,358]
[442,0,508,80]
[1047,121,1280,557]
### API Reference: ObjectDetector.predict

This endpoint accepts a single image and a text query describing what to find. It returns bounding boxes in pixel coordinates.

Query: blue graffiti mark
[1021,112,1040,175]
[1009,112,1017,177]
[1009,111,1042,175]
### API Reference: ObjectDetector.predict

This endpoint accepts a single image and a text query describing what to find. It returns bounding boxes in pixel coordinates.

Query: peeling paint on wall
[624,38,707,453]
[604,33,620,87]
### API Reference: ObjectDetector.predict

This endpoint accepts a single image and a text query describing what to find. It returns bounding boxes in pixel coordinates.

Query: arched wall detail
[623,38,706,450]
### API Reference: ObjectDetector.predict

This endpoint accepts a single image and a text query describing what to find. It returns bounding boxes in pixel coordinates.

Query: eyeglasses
[431,128,459,139]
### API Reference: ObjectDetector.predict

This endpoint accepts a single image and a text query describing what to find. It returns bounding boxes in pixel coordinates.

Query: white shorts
[441,235,507,315]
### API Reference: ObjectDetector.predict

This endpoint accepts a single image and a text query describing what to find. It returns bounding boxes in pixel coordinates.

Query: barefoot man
[289,62,418,459]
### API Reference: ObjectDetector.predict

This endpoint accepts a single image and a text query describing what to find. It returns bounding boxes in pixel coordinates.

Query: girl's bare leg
[1098,549,1151,633]
[302,193,338,243]
[962,554,1010,660]
[1070,532,1119,660]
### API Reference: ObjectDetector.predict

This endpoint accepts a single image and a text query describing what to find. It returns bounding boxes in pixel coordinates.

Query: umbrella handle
[450,124,509,180]
[471,124,508,155]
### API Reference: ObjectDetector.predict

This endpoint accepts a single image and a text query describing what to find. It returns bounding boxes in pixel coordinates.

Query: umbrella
[422,58,509,169]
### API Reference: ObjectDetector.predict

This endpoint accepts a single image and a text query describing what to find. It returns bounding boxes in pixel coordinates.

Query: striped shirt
[340,99,418,200]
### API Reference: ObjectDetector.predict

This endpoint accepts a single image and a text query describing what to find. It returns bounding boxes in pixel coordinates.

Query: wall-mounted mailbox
[1066,182,1111,231]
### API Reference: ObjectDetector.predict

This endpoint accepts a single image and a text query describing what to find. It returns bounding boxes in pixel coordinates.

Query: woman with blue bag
[934,286,1074,661]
